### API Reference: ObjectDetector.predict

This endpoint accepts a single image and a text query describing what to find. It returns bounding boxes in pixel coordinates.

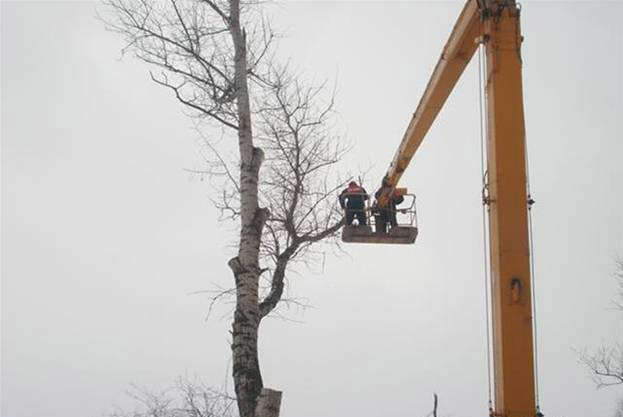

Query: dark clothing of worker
[339,182,369,226]
[374,191,404,234]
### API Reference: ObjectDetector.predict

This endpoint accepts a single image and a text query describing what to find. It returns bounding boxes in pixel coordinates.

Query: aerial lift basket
[341,194,418,244]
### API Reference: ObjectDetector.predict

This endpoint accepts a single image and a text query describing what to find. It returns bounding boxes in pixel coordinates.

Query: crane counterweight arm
[377,0,481,206]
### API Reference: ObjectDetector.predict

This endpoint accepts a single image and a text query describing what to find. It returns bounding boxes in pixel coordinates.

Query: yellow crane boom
[376,0,481,204]
[377,1,538,416]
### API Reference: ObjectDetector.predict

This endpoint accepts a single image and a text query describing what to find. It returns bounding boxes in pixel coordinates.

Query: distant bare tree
[579,260,623,415]
[580,343,623,388]
[111,377,236,417]
[614,260,623,311]
[101,1,348,417]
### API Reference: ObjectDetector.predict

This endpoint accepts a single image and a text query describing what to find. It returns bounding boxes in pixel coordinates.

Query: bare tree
[101,1,348,417]
[579,260,623,414]
[111,377,237,417]
[580,343,623,388]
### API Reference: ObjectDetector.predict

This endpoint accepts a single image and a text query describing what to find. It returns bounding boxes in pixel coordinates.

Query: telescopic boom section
[483,3,537,416]
[376,0,481,206]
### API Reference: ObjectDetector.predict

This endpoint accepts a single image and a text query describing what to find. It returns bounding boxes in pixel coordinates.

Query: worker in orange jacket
[339,181,369,226]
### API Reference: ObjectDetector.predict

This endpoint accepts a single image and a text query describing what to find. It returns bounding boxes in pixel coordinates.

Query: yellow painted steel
[378,1,537,415]
[377,0,480,206]
[483,3,536,416]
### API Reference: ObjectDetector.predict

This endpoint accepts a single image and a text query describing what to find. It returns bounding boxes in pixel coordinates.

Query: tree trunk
[255,388,282,417]
[228,1,272,416]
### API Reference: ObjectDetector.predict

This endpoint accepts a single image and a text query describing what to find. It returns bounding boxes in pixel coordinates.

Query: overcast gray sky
[2,1,622,417]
